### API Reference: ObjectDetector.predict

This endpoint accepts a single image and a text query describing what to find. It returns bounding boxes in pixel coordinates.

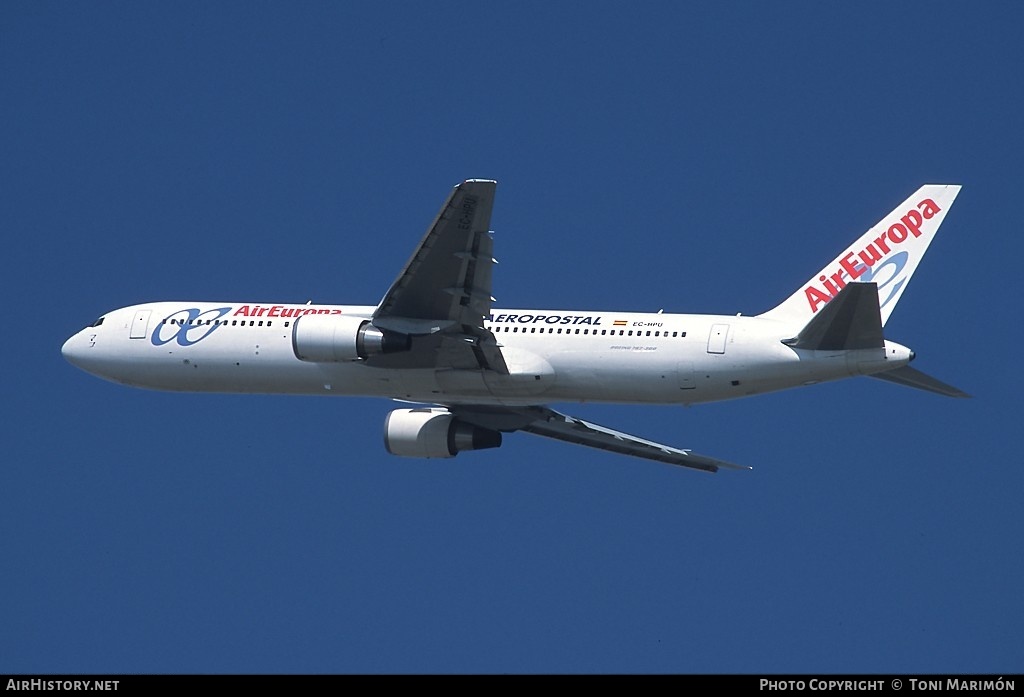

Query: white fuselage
[61,301,913,407]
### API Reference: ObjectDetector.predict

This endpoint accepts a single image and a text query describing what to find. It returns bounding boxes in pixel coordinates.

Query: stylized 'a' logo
[853,251,908,312]
[151,307,232,346]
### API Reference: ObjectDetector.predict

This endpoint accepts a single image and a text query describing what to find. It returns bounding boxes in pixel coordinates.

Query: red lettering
[820,275,840,296]
[901,209,924,238]
[858,244,883,267]
[873,232,891,255]
[230,304,342,317]
[805,286,832,312]
[918,197,940,219]
[887,223,909,244]
[839,252,864,280]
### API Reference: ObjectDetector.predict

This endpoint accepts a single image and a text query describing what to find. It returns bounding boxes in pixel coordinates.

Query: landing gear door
[130,310,151,339]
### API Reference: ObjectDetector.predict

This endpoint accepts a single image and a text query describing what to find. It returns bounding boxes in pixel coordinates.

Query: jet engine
[292,314,410,362]
[383,408,502,458]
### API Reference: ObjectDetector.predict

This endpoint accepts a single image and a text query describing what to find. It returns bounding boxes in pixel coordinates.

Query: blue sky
[3,1,1022,674]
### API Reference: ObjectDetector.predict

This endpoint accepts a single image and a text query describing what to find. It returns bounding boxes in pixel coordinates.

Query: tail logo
[803,197,942,313]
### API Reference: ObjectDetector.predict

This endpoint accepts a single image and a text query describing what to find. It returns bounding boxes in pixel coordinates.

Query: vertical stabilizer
[759,185,961,328]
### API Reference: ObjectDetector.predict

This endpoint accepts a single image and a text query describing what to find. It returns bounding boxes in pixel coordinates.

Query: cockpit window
[90,317,105,327]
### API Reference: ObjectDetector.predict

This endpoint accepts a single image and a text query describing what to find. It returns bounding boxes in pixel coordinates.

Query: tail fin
[759,185,962,328]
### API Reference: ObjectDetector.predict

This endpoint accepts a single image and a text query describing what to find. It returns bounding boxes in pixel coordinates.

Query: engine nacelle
[292,314,410,362]
[383,408,502,458]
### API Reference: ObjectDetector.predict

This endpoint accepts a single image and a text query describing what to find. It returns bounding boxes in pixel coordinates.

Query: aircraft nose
[62,333,88,369]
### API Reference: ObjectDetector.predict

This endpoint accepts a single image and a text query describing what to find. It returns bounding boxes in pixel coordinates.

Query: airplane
[61,180,967,473]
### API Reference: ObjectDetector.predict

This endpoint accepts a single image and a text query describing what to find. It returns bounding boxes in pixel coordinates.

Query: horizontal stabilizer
[869,365,971,398]
[783,283,884,351]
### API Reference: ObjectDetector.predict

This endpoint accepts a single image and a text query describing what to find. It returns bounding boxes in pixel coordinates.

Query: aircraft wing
[371,179,506,372]
[450,405,748,473]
